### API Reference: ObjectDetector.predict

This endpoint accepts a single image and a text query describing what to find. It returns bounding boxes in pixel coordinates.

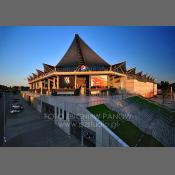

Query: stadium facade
[21,34,160,147]
[27,34,157,97]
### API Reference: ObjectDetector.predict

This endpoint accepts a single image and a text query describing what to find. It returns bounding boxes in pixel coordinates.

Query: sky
[0,26,175,86]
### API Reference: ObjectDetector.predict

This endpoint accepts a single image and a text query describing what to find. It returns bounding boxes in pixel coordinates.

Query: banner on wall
[59,76,75,88]
[91,75,107,87]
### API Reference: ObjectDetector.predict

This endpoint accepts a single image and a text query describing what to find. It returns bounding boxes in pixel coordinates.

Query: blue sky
[0,26,175,86]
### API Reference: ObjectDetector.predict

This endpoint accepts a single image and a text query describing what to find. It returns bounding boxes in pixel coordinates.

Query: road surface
[3,93,82,147]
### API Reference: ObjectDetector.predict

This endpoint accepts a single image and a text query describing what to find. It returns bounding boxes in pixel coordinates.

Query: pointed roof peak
[75,33,80,38]
[56,34,110,68]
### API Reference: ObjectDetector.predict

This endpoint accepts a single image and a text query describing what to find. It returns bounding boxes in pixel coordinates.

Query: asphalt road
[0,92,17,146]
[4,93,82,147]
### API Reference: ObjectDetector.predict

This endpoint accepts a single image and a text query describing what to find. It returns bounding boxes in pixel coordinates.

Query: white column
[41,81,43,94]
[57,76,59,89]
[35,83,37,93]
[89,75,91,88]
[52,77,55,89]
[75,75,77,88]
[106,75,109,96]
[48,79,50,94]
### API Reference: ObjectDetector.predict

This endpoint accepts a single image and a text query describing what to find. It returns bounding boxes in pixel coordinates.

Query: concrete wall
[40,95,71,135]
[54,104,71,135]
[125,79,135,94]
[110,76,157,98]
[125,78,157,98]
[21,92,128,147]
[154,83,157,96]
[110,76,126,90]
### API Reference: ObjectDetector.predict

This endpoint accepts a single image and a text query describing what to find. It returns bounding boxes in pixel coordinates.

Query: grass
[127,96,175,119]
[87,104,163,147]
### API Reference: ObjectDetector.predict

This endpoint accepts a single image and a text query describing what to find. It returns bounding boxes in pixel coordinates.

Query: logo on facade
[80,65,87,71]
[64,77,70,84]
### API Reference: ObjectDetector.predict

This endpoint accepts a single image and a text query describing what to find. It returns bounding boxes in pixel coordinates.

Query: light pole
[3,92,7,144]
[169,81,173,102]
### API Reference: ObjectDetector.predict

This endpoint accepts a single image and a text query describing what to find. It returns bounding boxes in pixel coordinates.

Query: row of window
[56,107,66,120]
[56,65,108,72]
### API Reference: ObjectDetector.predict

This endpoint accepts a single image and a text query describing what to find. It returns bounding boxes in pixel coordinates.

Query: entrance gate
[76,76,89,95]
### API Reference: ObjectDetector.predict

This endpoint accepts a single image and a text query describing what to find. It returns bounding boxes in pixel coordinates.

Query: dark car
[13,98,20,102]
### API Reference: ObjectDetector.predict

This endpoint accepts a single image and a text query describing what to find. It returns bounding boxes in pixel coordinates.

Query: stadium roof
[127,67,136,75]
[32,73,37,78]
[36,69,44,76]
[56,34,110,68]
[111,61,126,74]
[43,63,55,73]
[136,71,142,76]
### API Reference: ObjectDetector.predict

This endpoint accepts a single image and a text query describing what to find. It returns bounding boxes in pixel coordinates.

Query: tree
[11,86,19,94]
[171,83,175,92]
[160,81,169,104]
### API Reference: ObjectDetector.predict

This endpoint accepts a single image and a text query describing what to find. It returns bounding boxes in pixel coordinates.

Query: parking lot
[4,93,82,147]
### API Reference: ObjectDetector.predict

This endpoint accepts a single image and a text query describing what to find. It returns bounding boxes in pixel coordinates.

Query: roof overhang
[28,70,126,83]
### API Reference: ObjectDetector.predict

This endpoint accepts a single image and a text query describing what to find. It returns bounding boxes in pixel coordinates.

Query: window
[57,107,59,116]
[60,108,62,118]
[64,110,66,120]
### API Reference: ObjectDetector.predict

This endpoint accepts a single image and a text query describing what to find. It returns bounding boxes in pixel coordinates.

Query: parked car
[10,109,21,114]
[13,98,20,101]
[51,92,57,96]
[12,98,20,103]
[12,104,24,110]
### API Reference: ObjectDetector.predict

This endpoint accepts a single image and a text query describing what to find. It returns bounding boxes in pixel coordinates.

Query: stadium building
[27,34,157,98]
[21,34,160,147]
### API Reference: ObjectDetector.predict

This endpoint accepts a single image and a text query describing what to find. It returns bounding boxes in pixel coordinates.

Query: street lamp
[169,81,173,101]
[3,92,7,144]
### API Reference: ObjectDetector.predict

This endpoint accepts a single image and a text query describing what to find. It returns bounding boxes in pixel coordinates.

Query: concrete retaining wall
[21,92,128,147]
[126,79,157,98]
